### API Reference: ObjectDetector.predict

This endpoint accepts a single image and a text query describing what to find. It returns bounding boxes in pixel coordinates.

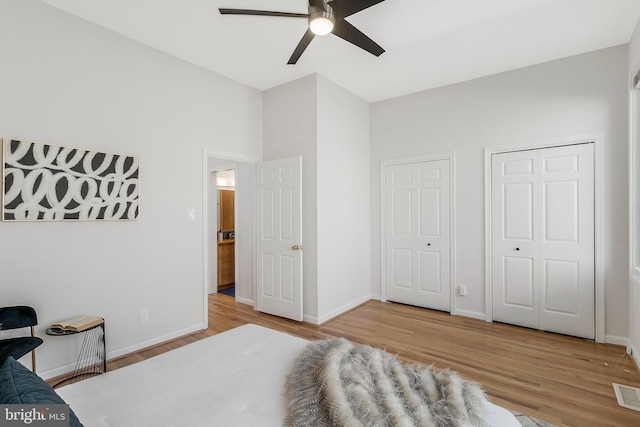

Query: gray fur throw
[284,338,488,427]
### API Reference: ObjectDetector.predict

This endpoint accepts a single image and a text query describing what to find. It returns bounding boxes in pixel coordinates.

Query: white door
[491,143,594,339]
[385,159,451,311]
[256,156,303,321]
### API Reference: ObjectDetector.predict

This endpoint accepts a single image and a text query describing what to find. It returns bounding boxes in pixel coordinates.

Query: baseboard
[631,343,640,370]
[454,309,486,321]
[605,334,630,347]
[109,322,205,360]
[314,295,373,325]
[39,360,78,382]
[235,296,253,306]
[302,313,319,324]
[39,322,205,381]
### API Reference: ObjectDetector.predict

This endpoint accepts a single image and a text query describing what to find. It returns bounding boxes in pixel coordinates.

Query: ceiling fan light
[310,16,333,35]
[309,7,334,35]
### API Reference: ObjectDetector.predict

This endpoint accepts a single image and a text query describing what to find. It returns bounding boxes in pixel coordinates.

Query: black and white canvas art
[2,139,140,221]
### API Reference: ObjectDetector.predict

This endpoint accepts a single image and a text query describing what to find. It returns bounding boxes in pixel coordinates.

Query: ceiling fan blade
[219,8,308,18]
[288,29,316,64]
[332,20,384,57]
[329,0,385,19]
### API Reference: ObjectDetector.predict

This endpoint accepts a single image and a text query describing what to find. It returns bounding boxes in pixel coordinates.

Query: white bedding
[57,324,520,426]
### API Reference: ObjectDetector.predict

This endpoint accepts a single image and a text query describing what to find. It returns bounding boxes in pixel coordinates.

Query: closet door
[385,159,451,311]
[539,144,594,337]
[491,150,540,330]
[491,143,594,339]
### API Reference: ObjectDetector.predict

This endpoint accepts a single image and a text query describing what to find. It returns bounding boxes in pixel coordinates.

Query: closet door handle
[515,247,520,251]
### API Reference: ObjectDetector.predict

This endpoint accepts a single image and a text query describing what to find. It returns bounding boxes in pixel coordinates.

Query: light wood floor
[106,294,640,426]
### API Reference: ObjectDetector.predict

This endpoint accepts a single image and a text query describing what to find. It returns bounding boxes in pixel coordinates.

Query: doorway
[216,170,236,298]
[202,152,304,328]
[203,153,256,327]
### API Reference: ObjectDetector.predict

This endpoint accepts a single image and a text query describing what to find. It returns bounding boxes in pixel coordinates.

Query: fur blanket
[284,338,488,427]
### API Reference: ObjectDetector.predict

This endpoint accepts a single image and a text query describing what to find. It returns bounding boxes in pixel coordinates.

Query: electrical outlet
[139,308,149,323]
[459,286,467,296]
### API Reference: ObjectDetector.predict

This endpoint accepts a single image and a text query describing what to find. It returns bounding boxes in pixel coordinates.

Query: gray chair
[0,306,43,372]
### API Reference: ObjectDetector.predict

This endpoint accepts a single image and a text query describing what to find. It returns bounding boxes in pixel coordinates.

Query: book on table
[50,315,103,333]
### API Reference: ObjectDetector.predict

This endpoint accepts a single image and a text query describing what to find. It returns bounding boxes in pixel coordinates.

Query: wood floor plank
[103,295,640,426]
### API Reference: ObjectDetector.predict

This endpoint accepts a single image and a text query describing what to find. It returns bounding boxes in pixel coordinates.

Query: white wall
[371,46,630,340]
[0,0,262,377]
[316,75,371,322]
[628,18,640,363]
[233,161,257,304]
[263,75,319,320]
[263,74,372,323]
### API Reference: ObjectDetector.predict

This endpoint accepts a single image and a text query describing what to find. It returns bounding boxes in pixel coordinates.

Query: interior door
[491,143,594,339]
[256,156,303,321]
[384,159,451,311]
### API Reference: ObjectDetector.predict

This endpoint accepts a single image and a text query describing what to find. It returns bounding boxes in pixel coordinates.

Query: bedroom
[1,0,640,425]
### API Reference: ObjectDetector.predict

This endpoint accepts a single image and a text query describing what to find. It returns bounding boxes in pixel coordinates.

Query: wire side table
[46,319,106,388]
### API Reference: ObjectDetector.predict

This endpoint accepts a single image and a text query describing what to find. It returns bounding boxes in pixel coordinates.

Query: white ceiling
[40,0,640,103]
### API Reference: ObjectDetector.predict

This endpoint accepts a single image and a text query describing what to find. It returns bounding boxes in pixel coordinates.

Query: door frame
[483,134,605,343]
[202,149,259,330]
[380,152,457,314]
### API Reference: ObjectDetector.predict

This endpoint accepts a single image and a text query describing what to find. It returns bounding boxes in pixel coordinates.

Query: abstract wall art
[2,138,140,221]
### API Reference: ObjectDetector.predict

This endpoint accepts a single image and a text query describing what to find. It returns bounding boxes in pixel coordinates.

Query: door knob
[291,245,303,250]
[515,247,520,251]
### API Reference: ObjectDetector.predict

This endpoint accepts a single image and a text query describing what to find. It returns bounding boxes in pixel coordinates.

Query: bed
[56,324,521,426]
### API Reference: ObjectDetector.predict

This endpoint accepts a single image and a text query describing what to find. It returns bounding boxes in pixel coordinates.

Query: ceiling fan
[219,0,385,64]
